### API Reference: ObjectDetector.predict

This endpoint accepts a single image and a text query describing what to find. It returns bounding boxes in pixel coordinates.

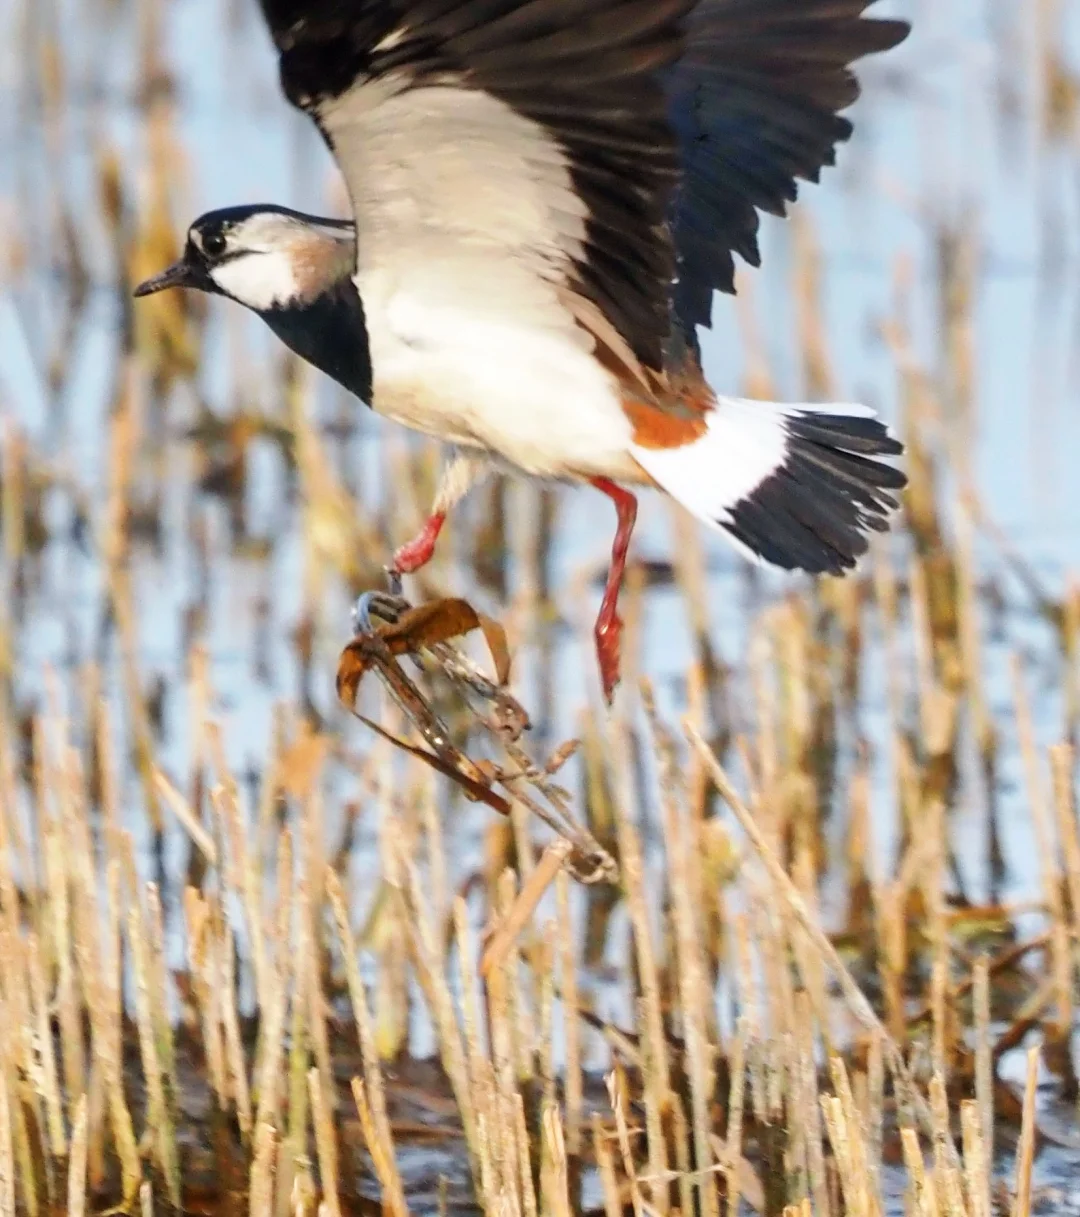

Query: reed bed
[3,0,1080,1214]
[0,604,1074,1217]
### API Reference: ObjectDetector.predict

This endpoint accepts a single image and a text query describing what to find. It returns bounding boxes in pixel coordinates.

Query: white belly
[357,271,639,481]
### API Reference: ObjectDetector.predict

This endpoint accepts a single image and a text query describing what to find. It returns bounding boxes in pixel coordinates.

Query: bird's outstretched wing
[257,0,697,375]
[665,0,910,343]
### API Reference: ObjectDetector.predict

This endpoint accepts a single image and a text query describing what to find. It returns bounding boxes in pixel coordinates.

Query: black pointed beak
[133,257,202,297]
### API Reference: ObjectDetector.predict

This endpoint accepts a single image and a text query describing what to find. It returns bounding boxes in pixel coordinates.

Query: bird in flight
[136,0,910,703]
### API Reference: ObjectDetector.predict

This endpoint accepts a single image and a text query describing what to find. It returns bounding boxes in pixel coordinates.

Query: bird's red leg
[391,512,447,575]
[590,477,638,704]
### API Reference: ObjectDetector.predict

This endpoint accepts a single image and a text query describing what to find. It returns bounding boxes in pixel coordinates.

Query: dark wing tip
[866,17,913,56]
[668,1,911,337]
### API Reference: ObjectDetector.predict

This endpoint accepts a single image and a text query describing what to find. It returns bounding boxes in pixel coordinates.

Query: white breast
[323,75,642,482]
[358,263,639,482]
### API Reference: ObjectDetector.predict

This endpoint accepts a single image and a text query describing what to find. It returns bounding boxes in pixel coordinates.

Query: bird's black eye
[202,231,227,257]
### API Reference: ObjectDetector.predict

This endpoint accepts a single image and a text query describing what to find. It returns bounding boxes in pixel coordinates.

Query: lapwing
[135,0,911,703]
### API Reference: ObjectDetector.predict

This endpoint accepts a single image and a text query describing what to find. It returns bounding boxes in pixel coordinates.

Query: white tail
[631,397,906,574]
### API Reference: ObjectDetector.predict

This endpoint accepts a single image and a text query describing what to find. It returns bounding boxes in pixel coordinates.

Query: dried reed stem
[541,1101,573,1217]
[154,768,217,864]
[973,957,993,1210]
[723,1018,748,1217]
[480,840,569,977]
[351,1079,407,1217]
[961,1101,989,1217]
[221,926,253,1137]
[307,1068,341,1217]
[66,1096,87,1217]
[27,932,65,1158]
[899,1128,934,1217]
[128,903,180,1206]
[253,828,293,1134]
[651,702,719,1217]
[1012,657,1071,1027]
[0,1056,13,1217]
[326,868,406,1216]
[606,1067,644,1217]
[594,1114,623,1217]
[250,1122,277,1217]
[606,719,670,1209]
[553,870,583,1160]
[1012,1046,1039,1217]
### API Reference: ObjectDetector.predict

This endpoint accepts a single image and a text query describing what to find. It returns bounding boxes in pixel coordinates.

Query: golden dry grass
[2,0,1080,1215]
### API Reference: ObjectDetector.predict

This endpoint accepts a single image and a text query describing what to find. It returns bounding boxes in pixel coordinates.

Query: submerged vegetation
[3,0,1080,1215]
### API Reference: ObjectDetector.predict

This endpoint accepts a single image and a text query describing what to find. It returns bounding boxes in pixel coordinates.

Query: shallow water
[3,0,1080,1209]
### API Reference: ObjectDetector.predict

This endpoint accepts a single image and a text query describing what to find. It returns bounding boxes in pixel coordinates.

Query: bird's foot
[391,512,447,575]
[594,611,623,706]
[351,588,408,635]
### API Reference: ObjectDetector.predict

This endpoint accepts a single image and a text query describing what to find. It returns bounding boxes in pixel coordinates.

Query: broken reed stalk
[285,885,312,1181]
[649,694,720,1217]
[556,869,583,1159]
[307,1068,341,1217]
[1012,1046,1039,1217]
[0,1043,13,1217]
[606,1067,645,1217]
[26,932,65,1160]
[351,1078,406,1217]
[325,868,408,1217]
[480,839,569,977]
[961,1101,989,1217]
[66,1096,88,1217]
[796,1002,830,1217]
[606,718,671,1210]
[128,902,180,1207]
[249,1122,276,1217]
[594,1113,623,1217]
[1012,656,1073,1029]
[900,1127,934,1217]
[541,1101,572,1217]
[144,884,177,1114]
[929,1072,965,1217]
[723,1018,748,1217]
[1050,744,1080,958]
[515,1085,539,1217]
[252,829,294,1134]
[973,957,994,1201]
[221,926,253,1138]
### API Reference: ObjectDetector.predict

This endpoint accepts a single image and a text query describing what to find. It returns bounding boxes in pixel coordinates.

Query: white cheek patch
[210,251,300,310]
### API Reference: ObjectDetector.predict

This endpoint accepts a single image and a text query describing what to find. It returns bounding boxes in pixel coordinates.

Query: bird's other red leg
[391,512,447,575]
[590,477,638,705]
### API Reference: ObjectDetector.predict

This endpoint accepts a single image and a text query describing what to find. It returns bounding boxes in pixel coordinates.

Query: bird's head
[133,204,356,312]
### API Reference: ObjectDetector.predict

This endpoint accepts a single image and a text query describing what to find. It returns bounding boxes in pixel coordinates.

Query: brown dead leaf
[336,599,510,708]
[337,596,515,816]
